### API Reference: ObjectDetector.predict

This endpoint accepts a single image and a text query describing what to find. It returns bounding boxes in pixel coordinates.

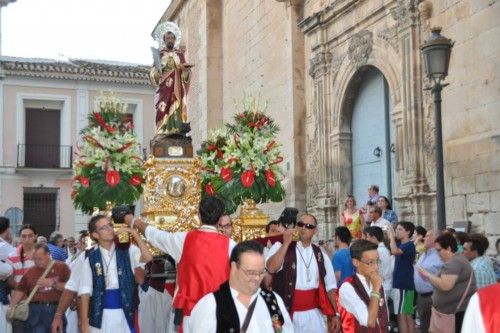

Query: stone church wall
[426,0,500,245]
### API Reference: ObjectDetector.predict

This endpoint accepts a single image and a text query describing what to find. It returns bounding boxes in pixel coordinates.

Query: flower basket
[197,97,286,214]
[72,93,144,214]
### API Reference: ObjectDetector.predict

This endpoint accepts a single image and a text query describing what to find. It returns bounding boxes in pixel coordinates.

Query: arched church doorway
[351,67,396,208]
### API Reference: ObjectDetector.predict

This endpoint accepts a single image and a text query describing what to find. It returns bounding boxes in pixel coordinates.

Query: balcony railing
[17,144,72,169]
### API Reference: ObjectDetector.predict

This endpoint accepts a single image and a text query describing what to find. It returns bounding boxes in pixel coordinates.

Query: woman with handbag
[417,233,476,333]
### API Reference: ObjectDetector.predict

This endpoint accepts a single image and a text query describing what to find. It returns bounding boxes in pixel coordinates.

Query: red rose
[105,170,120,187]
[241,170,255,188]
[220,167,233,182]
[265,169,276,188]
[207,144,217,151]
[129,175,142,186]
[205,182,215,195]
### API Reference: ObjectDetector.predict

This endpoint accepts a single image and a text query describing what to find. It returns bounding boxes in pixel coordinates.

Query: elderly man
[9,243,70,332]
[190,241,293,332]
[266,213,340,333]
[368,206,391,230]
[413,230,443,333]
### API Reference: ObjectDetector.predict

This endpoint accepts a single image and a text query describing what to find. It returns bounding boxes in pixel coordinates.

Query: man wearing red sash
[462,283,500,333]
[266,213,340,332]
[339,239,389,333]
[125,196,236,333]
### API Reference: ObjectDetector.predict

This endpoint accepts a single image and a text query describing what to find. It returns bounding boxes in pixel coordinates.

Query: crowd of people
[0,185,498,333]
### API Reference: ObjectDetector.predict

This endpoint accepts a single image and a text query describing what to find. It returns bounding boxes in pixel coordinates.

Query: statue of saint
[150,22,193,135]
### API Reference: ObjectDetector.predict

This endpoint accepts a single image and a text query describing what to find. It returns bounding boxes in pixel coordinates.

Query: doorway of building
[351,67,396,208]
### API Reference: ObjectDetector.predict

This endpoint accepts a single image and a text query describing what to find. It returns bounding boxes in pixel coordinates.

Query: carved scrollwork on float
[348,30,373,69]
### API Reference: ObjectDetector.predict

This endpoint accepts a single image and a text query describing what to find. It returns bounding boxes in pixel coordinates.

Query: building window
[23,187,59,238]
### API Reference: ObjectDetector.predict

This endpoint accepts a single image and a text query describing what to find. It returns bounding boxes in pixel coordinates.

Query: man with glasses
[339,239,389,332]
[266,214,340,333]
[78,215,153,333]
[217,215,233,238]
[189,241,293,332]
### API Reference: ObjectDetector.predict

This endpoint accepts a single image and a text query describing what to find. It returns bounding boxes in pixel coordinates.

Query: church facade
[158,0,500,242]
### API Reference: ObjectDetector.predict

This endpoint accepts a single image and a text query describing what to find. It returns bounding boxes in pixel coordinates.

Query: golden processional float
[140,96,287,254]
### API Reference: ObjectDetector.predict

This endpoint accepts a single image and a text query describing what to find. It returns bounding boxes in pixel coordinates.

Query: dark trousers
[23,303,64,333]
[416,293,433,333]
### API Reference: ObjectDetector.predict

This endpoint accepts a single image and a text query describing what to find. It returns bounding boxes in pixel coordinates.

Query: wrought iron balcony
[17,144,72,169]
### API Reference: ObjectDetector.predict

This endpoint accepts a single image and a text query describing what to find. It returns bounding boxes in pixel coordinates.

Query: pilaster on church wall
[421,0,500,244]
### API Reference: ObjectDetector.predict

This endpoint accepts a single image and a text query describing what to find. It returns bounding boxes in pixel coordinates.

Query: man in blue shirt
[388,221,416,333]
[414,229,443,333]
[47,231,68,261]
[332,226,354,285]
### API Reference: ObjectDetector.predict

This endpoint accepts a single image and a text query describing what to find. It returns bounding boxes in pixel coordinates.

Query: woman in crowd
[340,195,364,239]
[377,195,398,224]
[6,224,38,332]
[417,233,476,333]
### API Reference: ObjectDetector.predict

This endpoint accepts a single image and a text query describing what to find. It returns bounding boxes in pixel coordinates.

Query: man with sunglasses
[189,241,293,332]
[266,214,340,333]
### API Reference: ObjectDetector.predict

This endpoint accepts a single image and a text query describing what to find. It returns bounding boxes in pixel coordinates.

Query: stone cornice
[0,56,152,86]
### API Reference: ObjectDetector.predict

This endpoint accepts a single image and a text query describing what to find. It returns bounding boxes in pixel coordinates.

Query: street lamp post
[421,27,454,231]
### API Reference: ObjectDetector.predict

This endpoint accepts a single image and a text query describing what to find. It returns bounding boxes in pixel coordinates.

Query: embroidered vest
[478,283,500,333]
[173,230,230,317]
[344,274,389,333]
[214,281,284,333]
[88,247,137,329]
[271,241,333,314]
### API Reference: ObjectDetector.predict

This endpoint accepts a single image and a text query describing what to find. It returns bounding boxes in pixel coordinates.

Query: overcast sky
[1,0,171,65]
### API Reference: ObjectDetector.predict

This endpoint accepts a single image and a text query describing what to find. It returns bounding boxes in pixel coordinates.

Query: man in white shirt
[368,206,391,230]
[124,196,236,333]
[0,216,15,333]
[190,240,294,332]
[78,215,152,333]
[339,239,389,332]
[266,214,340,333]
[51,231,94,333]
[363,226,393,301]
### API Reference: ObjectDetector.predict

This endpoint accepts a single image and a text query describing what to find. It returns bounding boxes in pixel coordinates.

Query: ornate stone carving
[309,51,332,78]
[348,30,373,68]
[378,25,400,53]
[391,0,419,29]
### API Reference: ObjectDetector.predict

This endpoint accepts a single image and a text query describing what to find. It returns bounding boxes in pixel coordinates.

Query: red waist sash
[291,289,319,313]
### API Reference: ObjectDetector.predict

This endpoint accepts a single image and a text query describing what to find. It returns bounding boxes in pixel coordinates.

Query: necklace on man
[297,246,314,282]
[100,246,116,287]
